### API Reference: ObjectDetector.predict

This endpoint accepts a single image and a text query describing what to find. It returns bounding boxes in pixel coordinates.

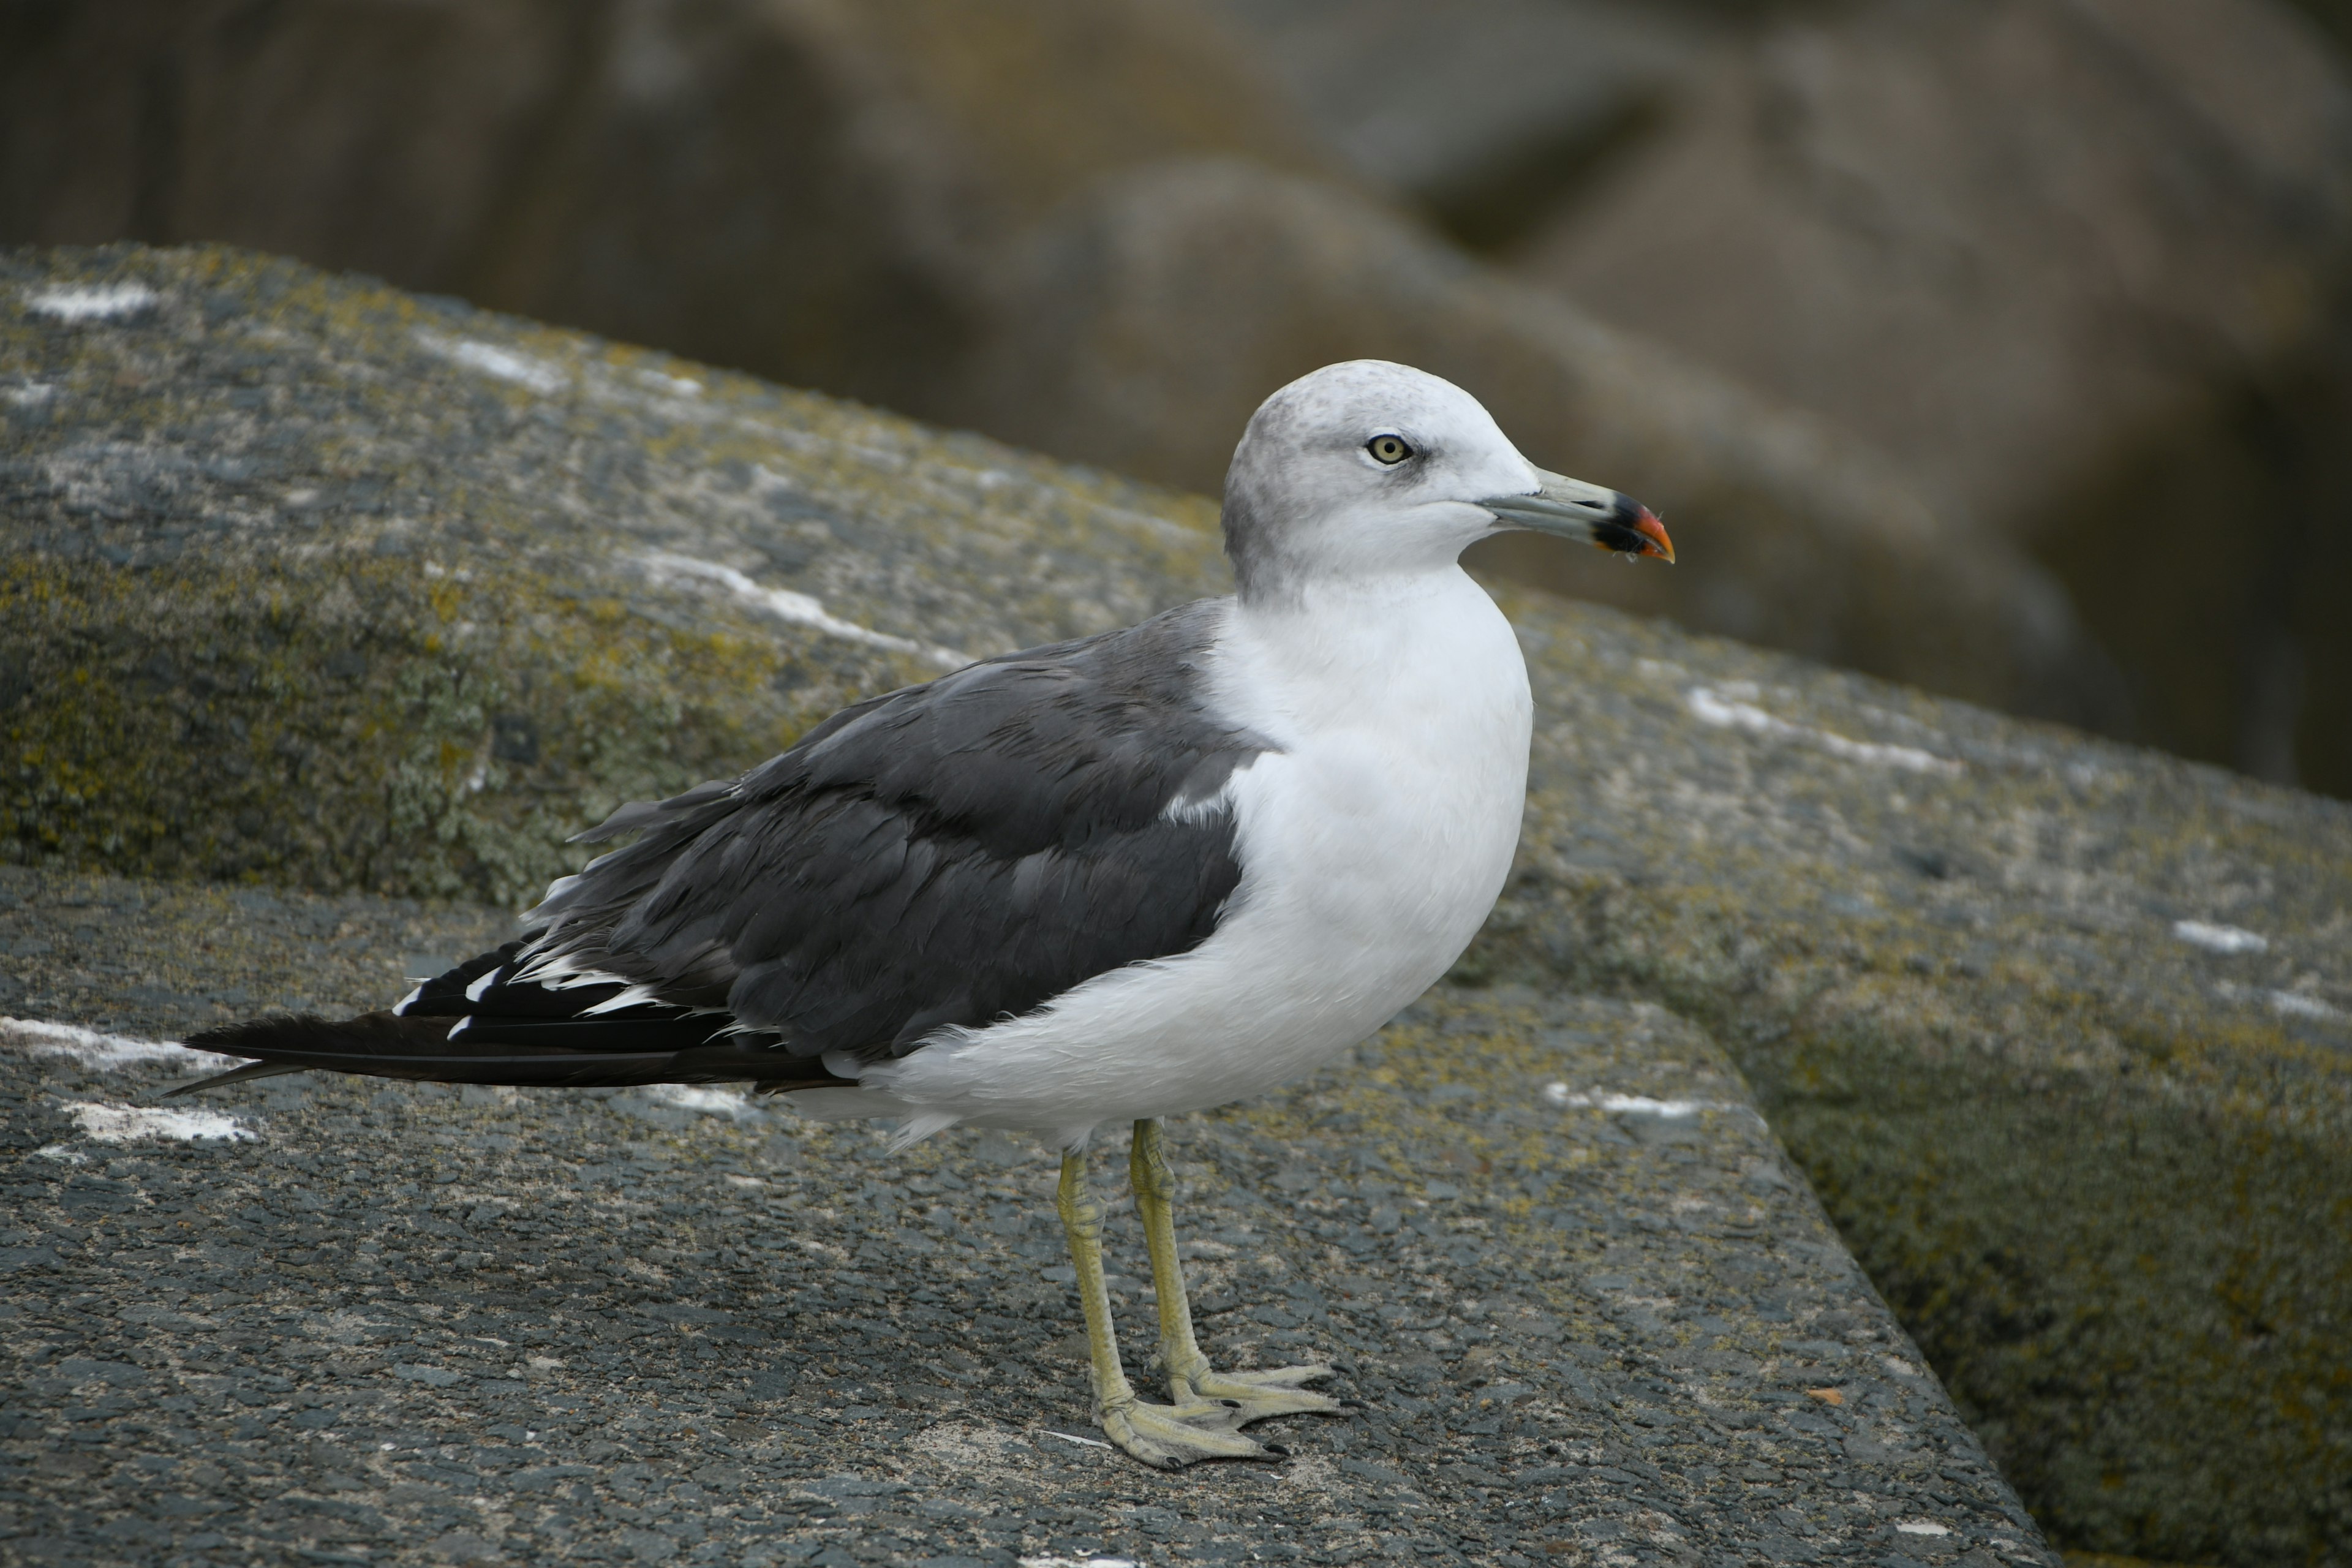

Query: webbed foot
[1176,1362,1345,1423]
[1100,1393,1284,1468]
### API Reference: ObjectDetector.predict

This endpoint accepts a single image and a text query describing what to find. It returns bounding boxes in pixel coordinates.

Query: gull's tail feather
[169,943,853,1098]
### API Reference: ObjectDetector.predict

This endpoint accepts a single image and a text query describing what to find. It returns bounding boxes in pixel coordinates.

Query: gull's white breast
[840,568,1534,1145]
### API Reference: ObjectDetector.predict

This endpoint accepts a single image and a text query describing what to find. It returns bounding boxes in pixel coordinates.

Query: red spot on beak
[1633,508,1675,563]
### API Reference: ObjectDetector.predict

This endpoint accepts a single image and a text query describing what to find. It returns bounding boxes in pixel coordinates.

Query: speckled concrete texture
[1,863,2049,1567]
[3,244,2346,1564]
[1482,605,2352,1564]
[0,244,1228,907]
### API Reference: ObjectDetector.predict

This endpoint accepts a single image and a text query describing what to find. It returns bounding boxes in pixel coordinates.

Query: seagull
[176,360,1673,1467]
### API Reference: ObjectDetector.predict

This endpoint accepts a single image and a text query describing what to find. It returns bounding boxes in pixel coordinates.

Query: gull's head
[1221,360,1672,601]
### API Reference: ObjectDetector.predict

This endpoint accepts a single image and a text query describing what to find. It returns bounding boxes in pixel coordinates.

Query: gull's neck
[1218,563,1527,739]
[1232,552,1490,627]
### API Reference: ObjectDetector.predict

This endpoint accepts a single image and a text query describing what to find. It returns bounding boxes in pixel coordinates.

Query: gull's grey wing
[511,598,1267,1061]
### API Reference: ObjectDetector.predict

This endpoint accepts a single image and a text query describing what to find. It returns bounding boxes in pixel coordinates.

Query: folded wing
[179,601,1265,1093]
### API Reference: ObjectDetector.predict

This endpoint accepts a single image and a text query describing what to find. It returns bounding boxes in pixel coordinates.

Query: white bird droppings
[2267,991,2341,1021]
[1686,685,1961,775]
[1895,1521,1954,1537]
[643,1084,761,1118]
[2171,919,2267,955]
[1544,1082,1716,1118]
[413,329,568,396]
[635,368,703,398]
[636,550,970,669]
[58,1101,257,1145]
[24,282,160,322]
[2,1017,235,1071]
[2214,982,2343,1022]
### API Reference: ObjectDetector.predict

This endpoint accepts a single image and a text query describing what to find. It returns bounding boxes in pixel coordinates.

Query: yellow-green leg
[1056,1144,1273,1468]
[1129,1118,1344,1422]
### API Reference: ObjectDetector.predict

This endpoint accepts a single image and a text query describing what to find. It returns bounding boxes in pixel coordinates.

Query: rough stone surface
[1479,613,2352,1566]
[1,871,2052,1568]
[0,243,2106,899]
[4,246,2348,1564]
[0,244,1229,906]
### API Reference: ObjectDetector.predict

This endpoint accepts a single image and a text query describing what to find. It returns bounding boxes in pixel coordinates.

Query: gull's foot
[1178,1363,1346,1423]
[1101,1395,1283,1469]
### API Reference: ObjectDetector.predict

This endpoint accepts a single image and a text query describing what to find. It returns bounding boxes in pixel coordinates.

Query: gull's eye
[1366,434,1414,466]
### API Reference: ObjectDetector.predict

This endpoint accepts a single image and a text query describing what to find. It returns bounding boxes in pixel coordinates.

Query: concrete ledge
[1,866,2052,1567]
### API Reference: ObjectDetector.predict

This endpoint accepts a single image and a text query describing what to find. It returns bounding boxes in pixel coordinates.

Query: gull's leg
[1055,1144,1273,1468]
[1130,1117,1344,1423]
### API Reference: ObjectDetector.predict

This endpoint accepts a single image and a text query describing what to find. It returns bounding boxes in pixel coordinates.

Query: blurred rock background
[12,0,2352,792]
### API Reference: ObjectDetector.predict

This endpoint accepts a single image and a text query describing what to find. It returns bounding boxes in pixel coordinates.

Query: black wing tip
[169,1003,843,1093]
[161,1059,305,1099]
[183,1011,352,1057]
[168,1011,391,1096]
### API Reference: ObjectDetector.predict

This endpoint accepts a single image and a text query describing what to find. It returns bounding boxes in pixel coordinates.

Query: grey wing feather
[521,599,1267,1061]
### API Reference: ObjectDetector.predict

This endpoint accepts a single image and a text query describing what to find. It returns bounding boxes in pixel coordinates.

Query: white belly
[808,571,1534,1147]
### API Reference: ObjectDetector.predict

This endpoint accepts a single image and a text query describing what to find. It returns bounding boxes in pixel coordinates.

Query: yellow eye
[1366,434,1413,466]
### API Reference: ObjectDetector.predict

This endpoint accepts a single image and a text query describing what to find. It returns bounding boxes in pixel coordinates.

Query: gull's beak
[1481,468,1675,563]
